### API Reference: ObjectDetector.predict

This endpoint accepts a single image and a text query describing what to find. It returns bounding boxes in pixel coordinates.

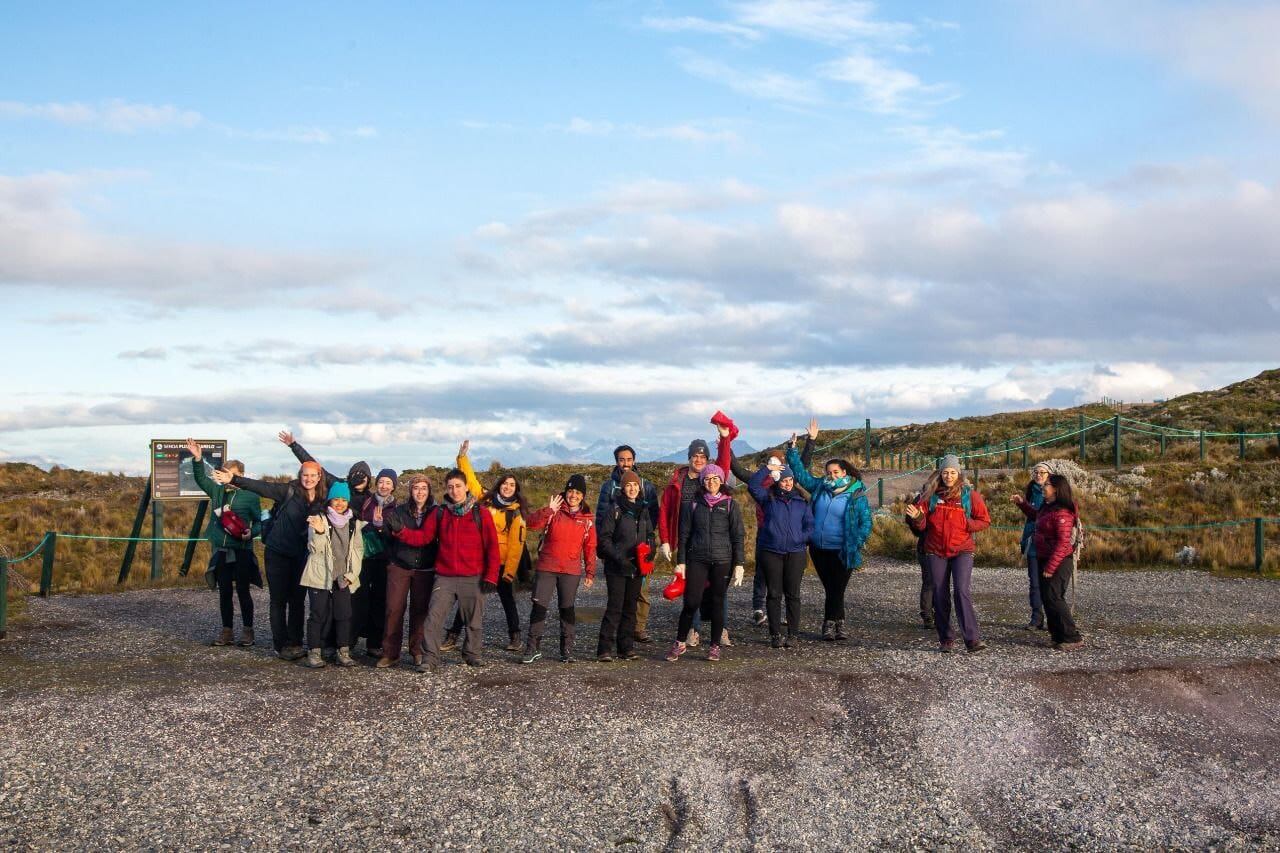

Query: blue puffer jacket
[785,447,873,570]
[1019,481,1045,557]
[747,467,814,554]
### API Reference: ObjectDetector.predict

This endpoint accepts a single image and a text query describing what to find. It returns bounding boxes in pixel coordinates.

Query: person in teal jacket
[785,419,873,641]
[187,438,263,648]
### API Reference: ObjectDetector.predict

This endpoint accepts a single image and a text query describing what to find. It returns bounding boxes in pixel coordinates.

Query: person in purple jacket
[747,464,814,648]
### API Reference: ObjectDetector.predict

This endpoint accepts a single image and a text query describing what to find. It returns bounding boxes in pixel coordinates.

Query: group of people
[186,413,1085,670]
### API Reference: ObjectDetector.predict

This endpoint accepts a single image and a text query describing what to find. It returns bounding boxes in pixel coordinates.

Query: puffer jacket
[785,447,874,570]
[747,467,814,554]
[301,516,365,592]
[527,504,598,579]
[386,499,500,584]
[457,452,528,582]
[1025,500,1078,577]
[383,502,439,571]
[1019,481,1045,557]
[597,497,656,577]
[231,475,325,559]
[910,486,991,558]
[678,493,746,567]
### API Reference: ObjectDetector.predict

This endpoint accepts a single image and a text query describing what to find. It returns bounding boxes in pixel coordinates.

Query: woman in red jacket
[522,474,597,664]
[906,454,991,653]
[1015,473,1084,650]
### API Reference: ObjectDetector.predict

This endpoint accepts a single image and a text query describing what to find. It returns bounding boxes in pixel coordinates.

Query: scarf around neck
[326,507,353,528]
[446,494,477,517]
[703,490,731,508]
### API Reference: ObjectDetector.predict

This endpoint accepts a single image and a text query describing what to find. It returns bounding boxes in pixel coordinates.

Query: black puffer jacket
[384,502,439,571]
[597,497,655,577]
[678,492,745,566]
[230,476,325,559]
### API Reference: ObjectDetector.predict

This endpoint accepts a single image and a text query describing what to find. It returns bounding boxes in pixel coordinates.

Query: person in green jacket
[186,438,263,647]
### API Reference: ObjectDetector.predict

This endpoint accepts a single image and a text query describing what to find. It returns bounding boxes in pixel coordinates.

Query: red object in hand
[710,410,739,442]
[636,542,655,576]
[216,506,250,540]
[662,575,686,601]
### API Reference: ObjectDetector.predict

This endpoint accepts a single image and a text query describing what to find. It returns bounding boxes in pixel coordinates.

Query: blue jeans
[1026,553,1044,624]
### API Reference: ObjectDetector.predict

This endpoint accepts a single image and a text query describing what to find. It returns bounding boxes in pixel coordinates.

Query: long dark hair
[483,471,528,520]
[825,459,861,481]
[1047,474,1077,513]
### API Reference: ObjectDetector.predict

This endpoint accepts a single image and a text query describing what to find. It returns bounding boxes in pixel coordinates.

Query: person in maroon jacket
[522,474,597,663]
[906,454,991,653]
[384,468,500,671]
[1015,473,1084,650]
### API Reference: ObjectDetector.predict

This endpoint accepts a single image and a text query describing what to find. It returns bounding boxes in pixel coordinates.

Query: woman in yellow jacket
[441,440,528,652]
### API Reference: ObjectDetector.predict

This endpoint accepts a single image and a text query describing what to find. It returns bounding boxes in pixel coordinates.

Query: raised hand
[904,504,923,520]
[548,494,564,513]
[373,504,383,522]
[807,417,819,440]
[211,468,233,485]
[184,438,202,461]
[789,432,798,449]
[716,424,730,439]
[458,439,470,458]
[308,514,327,533]
[278,430,294,446]
[1010,494,1025,505]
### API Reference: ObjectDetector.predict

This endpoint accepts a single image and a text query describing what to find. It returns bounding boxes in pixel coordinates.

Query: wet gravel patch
[2,558,1279,850]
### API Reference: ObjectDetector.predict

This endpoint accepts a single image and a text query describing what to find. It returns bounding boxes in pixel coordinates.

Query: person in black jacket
[596,445,660,643]
[377,474,438,668]
[667,464,745,663]
[595,470,656,662]
[213,460,326,660]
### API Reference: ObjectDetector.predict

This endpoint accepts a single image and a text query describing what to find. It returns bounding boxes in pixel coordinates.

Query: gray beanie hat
[938,454,962,472]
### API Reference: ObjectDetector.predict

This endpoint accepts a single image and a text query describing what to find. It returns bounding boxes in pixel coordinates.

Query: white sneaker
[686,629,700,648]
[720,629,732,647]
[752,609,766,626]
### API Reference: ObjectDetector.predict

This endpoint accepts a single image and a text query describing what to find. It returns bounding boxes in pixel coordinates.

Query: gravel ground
[2,558,1279,851]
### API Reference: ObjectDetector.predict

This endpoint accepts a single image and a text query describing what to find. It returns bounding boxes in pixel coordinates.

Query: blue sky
[2,1,1278,474]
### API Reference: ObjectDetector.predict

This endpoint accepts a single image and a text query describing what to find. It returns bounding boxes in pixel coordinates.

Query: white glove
[660,543,672,562]
[770,469,782,482]
[675,564,686,577]
[732,565,744,587]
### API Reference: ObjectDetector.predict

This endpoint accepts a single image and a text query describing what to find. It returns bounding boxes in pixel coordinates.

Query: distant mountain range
[479,439,758,468]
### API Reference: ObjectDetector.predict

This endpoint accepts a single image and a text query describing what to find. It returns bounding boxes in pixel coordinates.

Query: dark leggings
[677,560,729,643]
[1040,557,1082,644]
[214,550,255,629]
[759,549,804,637]
[450,576,520,635]
[810,546,850,621]
[264,548,306,651]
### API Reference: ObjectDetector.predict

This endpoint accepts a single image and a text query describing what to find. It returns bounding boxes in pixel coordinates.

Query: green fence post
[1022,444,1028,468]
[1160,433,1166,457]
[1004,439,1011,467]
[39,532,56,597]
[1199,430,1206,461]
[1239,426,1246,460]
[119,478,153,584]
[1078,413,1086,462]
[0,555,8,640]
[864,419,872,468]
[150,500,165,582]
[1256,518,1265,573]
[877,478,884,508]
[179,500,208,577]
[1113,415,1122,471]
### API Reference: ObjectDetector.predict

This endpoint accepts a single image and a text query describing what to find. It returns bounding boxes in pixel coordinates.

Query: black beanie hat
[564,474,588,495]
[687,438,710,460]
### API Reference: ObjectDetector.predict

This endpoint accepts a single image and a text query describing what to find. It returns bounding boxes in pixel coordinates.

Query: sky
[2,1,1279,475]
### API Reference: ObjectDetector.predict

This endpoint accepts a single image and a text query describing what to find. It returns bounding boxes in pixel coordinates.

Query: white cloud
[820,54,952,114]
[0,98,204,132]
[641,16,762,42]
[678,53,823,105]
[733,0,914,44]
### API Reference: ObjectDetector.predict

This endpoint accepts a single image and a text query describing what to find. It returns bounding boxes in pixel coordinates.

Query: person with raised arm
[786,418,873,642]
[186,438,262,648]
[747,460,813,648]
[906,455,991,653]
[522,474,597,663]
[666,464,745,663]
[1013,462,1051,631]
[376,473,438,668]
[1014,472,1084,651]
[300,482,365,668]
[384,469,500,671]
[213,456,326,660]
[596,444,660,643]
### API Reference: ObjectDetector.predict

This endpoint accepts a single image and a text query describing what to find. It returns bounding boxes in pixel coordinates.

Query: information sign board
[150,439,228,500]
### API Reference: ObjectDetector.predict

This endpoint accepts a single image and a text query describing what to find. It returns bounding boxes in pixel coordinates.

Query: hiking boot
[335,647,357,667]
[771,634,784,649]
[306,648,327,668]
[559,652,576,663]
[633,632,652,644]
[821,621,836,641]
[665,641,686,662]
[753,609,767,627]
[596,653,614,663]
[279,645,305,661]
[464,657,487,668]
[236,627,254,647]
[521,646,542,664]
[1055,640,1085,651]
[1024,617,1043,631]
[920,617,934,630]
[940,640,956,653]
[784,633,797,649]
[504,632,523,652]
[213,628,234,647]
[707,644,721,662]
[966,640,987,654]
[440,631,460,652]
[376,656,396,669]
[414,661,438,673]
[621,651,641,661]
[720,629,732,647]
[366,646,384,658]
[686,629,700,648]
[834,620,848,641]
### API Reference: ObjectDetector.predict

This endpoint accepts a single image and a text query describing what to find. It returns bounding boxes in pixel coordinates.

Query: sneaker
[633,632,652,644]
[966,640,987,654]
[784,633,796,649]
[213,628,234,647]
[236,627,254,647]
[770,634,784,649]
[596,653,614,663]
[1055,640,1085,651]
[821,621,836,641]
[504,632,523,652]
[752,610,767,626]
[940,640,956,653]
[707,644,721,662]
[621,651,642,661]
[335,647,357,667]
[1023,618,1043,631]
[686,629,700,648]
[464,657,487,668]
[440,631,460,652]
[720,629,732,647]
[665,641,687,662]
[521,649,542,664]
[559,652,576,663]
[414,661,438,673]
[280,645,306,661]
[305,648,327,668]
[376,656,396,669]
[834,620,848,641]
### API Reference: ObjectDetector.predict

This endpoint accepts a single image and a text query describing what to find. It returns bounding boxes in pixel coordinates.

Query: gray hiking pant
[424,574,485,666]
